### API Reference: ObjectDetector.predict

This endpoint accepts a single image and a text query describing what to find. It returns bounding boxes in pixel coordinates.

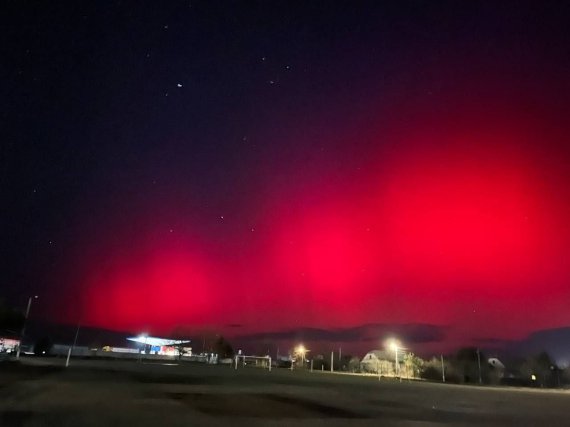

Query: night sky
[3,1,570,354]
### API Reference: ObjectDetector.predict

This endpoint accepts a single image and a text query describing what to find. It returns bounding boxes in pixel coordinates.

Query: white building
[0,337,20,353]
[360,350,398,375]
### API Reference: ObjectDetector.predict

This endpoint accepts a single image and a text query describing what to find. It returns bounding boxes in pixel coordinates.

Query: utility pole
[66,322,81,367]
[16,295,38,359]
[441,354,446,383]
[330,351,334,372]
[477,348,482,384]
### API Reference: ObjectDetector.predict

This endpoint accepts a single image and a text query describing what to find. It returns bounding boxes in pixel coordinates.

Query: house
[360,350,400,375]
[488,357,505,371]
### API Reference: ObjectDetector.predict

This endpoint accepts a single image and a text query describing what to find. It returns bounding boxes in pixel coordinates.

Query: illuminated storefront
[126,335,191,356]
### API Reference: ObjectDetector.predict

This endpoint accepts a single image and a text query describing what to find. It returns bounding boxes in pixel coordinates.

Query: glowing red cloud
[72,109,570,348]
[379,142,539,284]
[266,119,569,339]
[273,204,382,315]
[82,248,214,333]
[297,216,361,285]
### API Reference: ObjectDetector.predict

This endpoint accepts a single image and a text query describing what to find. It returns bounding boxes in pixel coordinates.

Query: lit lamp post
[388,339,401,380]
[16,295,38,360]
[295,344,308,367]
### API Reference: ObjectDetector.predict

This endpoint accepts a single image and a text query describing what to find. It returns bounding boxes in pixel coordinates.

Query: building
[0,337,20,353]
[126,335,191,356]
[360,350,401,375]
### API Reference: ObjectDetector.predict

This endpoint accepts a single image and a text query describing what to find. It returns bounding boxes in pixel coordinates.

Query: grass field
[1,357,569,426]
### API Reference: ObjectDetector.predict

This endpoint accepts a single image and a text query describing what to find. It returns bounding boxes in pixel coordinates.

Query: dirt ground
[1,357,569,426]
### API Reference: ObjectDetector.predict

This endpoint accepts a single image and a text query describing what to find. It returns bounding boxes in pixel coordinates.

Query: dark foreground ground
[1,357,569,426]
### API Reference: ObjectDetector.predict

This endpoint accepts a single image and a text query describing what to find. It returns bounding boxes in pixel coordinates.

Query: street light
[16,295,38,360]
[387,338,401,379]
[295,344,308,366]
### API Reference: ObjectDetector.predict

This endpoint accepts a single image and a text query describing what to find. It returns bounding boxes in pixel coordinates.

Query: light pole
[394,345,399,377]
[16,295,38,360]
[388,339,401,381]
[65,322,81,367]
[476,348,482,384]
[295,344,308,368]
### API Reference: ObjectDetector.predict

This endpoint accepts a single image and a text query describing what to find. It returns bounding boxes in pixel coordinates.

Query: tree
[338,354,354,371]
[348,356,361,372]
[519,352,558,387]
[422,356,461,383]
[422,357,444,381]
[213,335,234,359]
[561,366,570,387]
[455,347,486,384]
[403,353,424,379]
[376,359,395,376]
